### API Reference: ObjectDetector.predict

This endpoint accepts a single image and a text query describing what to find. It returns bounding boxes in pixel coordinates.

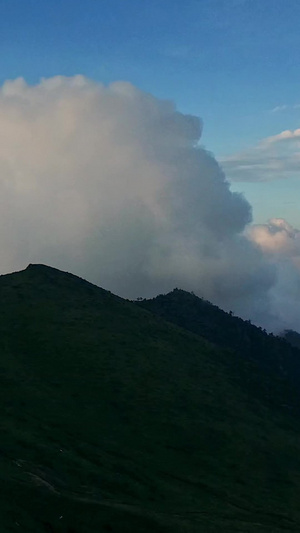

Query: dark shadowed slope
[1,266,300,531]
[283,330,300,350]
[137,288,300,387]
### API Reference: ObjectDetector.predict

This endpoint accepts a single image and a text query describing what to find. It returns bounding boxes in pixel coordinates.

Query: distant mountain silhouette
[282,329,300,349]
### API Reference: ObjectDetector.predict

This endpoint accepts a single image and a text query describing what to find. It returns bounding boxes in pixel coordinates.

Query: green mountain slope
[137,288,300,387]
[1,265,300,532]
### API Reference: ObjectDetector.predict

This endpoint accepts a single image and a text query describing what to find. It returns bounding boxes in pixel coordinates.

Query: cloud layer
[221,129,300,182]
[0,75,299,331]
[270,104,300,113]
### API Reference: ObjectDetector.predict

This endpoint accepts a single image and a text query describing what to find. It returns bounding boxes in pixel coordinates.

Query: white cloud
[264,129,300,143]
[270,105,288,113]
[270,103,300,113]
[248,219,300,331]
[0,75,299,332]
[221,128,300,182]
[248,218,300,255]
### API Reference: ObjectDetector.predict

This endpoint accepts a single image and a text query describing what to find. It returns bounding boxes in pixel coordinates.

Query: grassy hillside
[1,265,300,531]
[137,288,300,387]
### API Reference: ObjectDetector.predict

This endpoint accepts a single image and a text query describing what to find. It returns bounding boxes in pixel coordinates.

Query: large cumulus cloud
[0,75,296,330]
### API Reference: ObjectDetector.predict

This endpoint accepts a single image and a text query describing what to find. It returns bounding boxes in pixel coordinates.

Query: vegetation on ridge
[283,329,300,350]
[137,288,300,388]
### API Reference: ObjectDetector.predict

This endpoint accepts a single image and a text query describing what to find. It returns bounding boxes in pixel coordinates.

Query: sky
[0,0,300,331]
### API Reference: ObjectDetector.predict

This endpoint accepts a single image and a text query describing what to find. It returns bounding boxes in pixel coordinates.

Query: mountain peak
[24,263,82,283]
[26,263,63,273]
[6,263,108,298]
[26,262,52,269]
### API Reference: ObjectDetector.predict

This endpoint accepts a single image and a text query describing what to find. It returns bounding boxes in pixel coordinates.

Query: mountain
[282,329,300,350]
[1,265,300,531]
[136,288,300,389]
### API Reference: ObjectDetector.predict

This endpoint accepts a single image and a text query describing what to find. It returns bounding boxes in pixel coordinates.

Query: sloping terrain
[283,329,300,350]
[0,265,300,531]
[137,289,300,387]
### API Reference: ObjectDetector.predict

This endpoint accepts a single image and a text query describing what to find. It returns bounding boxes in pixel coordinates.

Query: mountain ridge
[136,288,300,385]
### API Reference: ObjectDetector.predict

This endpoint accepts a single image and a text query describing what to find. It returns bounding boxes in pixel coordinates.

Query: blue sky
[1,0,300,226]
